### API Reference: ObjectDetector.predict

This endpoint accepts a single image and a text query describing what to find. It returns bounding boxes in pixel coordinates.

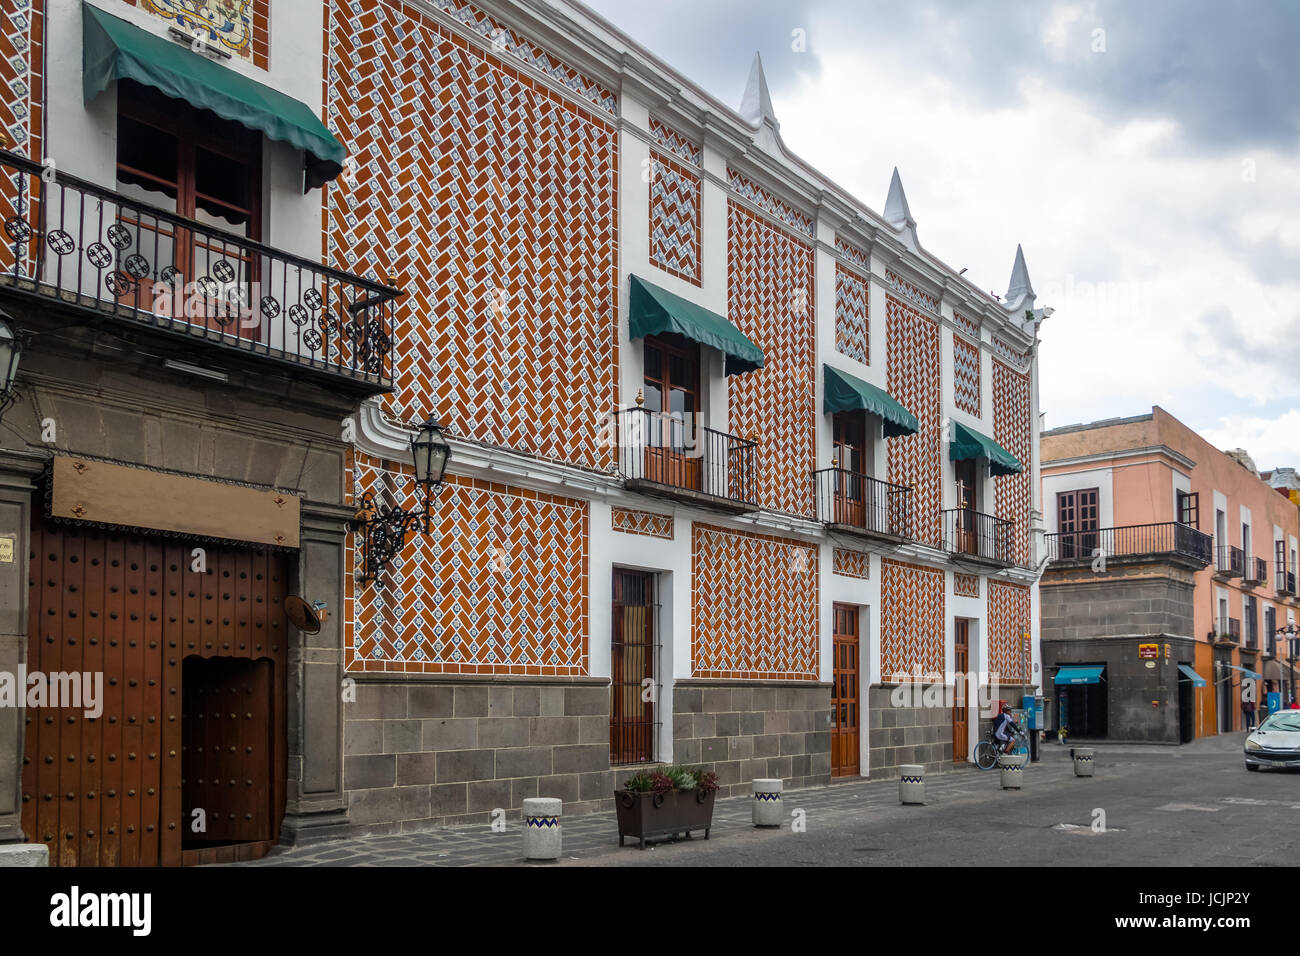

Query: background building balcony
[812,468,911,543]
[1045,521,1213,570]
[614,406,758,513]
[1215,544,1245,579]
[1244,556,1268,587]
[1216,617,1242,644]
[0,150,401,396]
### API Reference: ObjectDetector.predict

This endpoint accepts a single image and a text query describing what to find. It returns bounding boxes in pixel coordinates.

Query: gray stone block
[408,684,454,718]
[436,749,495,783]
[454,686,490,718]
[467,779,513,813]
[383,719,423,754]
[714,712,741,737]
[538,774,580,803]
[495,747,553,778]
[430,783,468,816]
[513,686,542,717]
[552,744,610,775]
[564,685,608,716]
[530,716,581,746]
[701,736,730,762]
[344,719,383,756]
[478,717,530,749]
[676,687,703,713]
[422,718,477,751]
[344,754,395,790]
[395,752,438,786]
[0,844,48,867]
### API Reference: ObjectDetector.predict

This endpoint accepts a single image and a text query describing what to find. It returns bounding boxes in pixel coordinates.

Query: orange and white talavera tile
[349,454,589,676]
[726,198,816,518]
[325,0,619,472]
[832,547,870,579]
[989,580,1031,682]
[610,507,673,540]
[993,360,1033,567]
[953,572,980,598]
[648,151,701,285]
[835,264,869,366]
[692,523,819,680]
[880,558,945,681]
[886,295,942,545]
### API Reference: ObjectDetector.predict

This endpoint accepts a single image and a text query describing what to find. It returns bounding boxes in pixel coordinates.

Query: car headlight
[1246,739,1263,751]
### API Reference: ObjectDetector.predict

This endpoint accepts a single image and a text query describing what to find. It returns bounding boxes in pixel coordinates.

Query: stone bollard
[998,755,1023,790]
[899,764,925,805]
[752,778,784,827]
[1072,747,1095,777]
[522,797,562,861]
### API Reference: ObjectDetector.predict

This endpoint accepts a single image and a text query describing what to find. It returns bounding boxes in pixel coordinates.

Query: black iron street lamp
[0,309,28,421]
[350,416,451,583]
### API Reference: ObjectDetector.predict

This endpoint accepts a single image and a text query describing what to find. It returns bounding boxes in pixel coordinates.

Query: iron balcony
[1215,544,1245,579]
[812,467,912,544]
[1045,521,1213,569]
[941,507,1013,568]
[0,149,401,393]
[613,406,758,514]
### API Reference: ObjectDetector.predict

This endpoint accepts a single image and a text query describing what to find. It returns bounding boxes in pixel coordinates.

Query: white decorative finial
[740,52,778,128]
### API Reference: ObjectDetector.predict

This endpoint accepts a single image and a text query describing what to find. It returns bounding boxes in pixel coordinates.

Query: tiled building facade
[0,0,1049,862]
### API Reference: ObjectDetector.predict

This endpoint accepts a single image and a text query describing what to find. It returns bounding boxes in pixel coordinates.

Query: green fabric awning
[82,3,346,187]
[629,274,764,376]
[823,365,919,437]
[949,420,1023,477]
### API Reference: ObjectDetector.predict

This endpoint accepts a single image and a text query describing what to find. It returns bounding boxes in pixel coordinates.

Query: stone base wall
[342,678,613,835]
[867,685,953,778]
[672,682,832,797]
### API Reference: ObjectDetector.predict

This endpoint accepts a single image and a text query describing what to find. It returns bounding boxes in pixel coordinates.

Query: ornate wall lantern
[0,309,28,421]
[351,416,452,583]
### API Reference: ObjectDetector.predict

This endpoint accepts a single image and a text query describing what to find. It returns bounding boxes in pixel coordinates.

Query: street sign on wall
[1139,644,1159,659]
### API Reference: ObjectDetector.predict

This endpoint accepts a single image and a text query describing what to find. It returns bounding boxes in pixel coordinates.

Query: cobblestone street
[230,734,1294,867]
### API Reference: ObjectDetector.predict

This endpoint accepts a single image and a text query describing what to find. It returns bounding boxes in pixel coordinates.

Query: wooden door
[831,604,861,777]
[610,570,657,764]
[642,334,703,490]
[954,459,977,554]
[832,411,867,527]
[22,509,288,866]
[953,620,969,762]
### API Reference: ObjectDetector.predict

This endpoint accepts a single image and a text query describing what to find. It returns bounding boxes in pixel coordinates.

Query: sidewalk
[231,763,1009,867]
[1042,732,1248,755]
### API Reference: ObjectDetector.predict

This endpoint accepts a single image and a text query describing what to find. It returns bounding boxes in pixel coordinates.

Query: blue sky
[582,0,1300,469]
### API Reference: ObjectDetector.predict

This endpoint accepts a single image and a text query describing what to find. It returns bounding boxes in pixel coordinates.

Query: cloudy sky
[582,0,1300,470]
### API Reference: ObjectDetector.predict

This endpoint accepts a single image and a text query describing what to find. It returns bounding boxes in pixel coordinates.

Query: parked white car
[1244,711,1300,770]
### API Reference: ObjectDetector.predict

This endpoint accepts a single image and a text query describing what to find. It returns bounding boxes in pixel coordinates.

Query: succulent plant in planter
[614,765,719,849]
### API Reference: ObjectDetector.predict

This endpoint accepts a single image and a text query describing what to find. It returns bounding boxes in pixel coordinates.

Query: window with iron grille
[610,570,661,765]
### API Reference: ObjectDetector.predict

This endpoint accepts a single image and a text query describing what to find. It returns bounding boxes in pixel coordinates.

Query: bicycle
[973,726,1030,770]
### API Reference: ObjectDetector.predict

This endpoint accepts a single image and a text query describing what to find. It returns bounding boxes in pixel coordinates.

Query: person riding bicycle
[991,703,1022,754]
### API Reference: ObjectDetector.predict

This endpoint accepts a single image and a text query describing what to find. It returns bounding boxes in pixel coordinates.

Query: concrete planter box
[614,788,716,849]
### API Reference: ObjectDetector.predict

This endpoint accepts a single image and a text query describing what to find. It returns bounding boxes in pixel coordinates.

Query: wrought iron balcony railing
[1045,521,1213,566]
[812,467,911,541]
[941,508,1012,565]
[1216,617,1241,642]
[1215,544,1245,578]
[1245,556,1268,587]
[612,407,757,511]
[0,149,401,388]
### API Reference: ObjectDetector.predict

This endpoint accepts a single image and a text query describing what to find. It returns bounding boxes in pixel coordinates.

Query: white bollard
[1073,747,1095,777]
[899,764,925,805]
[998,755,1023,790]
[752,778,784,827]
[522,797,562,861]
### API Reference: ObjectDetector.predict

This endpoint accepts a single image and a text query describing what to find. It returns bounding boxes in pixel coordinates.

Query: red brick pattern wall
[993,359,1032,566]
[726,199,816,517]
[953,334,981,417]
[832,548,869,579]
[648,117,700,166]
[349,454,589,676]
[610,507,673,539]
[952,309,980,338]
[835,264,869,366]
[885,269,940,314]
[0,0,42,281]
[692,523,819,680]
[648,151,700,285]
[953,572,980,598]
[886,294,942,545]
[989,580,1031,682]
[324,0,619,471]
[880,558,945,680]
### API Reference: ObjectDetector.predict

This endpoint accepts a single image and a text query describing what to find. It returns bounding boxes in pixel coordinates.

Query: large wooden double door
[22,510,288,866]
